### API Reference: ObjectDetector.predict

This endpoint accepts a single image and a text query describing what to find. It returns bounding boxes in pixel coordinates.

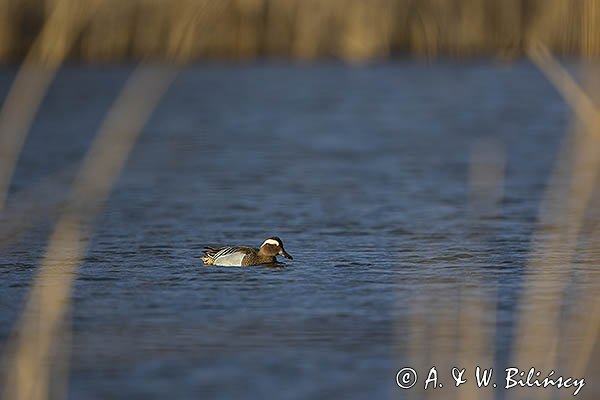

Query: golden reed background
[0,0,600,62]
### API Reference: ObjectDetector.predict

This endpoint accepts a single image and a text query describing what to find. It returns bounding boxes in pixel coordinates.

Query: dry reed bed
[0,0,600,62]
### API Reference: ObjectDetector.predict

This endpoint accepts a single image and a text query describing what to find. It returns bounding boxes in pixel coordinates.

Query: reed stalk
[510,41,600,399]
[0,0,101,210]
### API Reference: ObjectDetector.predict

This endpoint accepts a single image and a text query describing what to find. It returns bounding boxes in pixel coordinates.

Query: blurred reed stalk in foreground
[0,0,101,210]
[398,139,504,400]
[1,64,177,400]
[1,0,600,62]
[397,42,599,399]
[0,2,219,399]
[458,138,504,400]
[510,41,600,398]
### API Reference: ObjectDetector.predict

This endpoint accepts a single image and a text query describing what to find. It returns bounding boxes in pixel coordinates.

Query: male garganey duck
[202,236,293,266]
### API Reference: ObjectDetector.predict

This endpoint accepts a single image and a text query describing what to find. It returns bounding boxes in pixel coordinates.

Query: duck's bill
[281,250,293,260]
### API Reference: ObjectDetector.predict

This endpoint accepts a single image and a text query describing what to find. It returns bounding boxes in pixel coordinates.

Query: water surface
[1,61,595,399]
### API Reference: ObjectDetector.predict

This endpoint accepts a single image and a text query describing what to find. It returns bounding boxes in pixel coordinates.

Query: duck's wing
[205,246,256,266]
[203,246,256,258]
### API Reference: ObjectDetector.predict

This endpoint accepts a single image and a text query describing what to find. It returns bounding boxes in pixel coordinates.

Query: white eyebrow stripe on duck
[262,239,280,246]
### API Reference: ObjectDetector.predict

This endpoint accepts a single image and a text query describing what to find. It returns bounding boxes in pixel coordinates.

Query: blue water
[0,61,597,399]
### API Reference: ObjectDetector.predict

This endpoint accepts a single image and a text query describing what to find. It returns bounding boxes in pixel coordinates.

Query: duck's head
[259,236,293,259]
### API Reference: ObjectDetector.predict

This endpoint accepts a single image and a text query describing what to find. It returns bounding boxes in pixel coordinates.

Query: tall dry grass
[0,0,600,62]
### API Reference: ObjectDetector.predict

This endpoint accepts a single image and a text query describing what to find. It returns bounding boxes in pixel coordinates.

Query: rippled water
[0,62,596,399]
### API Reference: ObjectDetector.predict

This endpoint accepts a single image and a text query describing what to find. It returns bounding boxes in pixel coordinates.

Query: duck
[202,236,293,266]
